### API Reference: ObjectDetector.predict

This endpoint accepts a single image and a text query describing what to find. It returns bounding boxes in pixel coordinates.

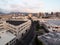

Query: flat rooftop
[38,32,60,45]
[45,20,60,26]
[0,30,16,45]
[6,20,26,26]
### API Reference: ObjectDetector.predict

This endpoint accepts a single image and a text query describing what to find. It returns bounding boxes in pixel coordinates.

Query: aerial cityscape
[0,0,60,45]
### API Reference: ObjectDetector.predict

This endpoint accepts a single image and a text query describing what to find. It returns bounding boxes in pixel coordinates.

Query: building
[38,32,60,45]
[55,12,60,17]
[37,12,44,18]
[0,30,16,45]
[28,13,32,18]
[42,19,60,32]
[0,17,32,45]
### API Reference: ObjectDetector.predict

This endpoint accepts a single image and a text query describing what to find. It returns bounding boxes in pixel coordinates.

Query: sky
[0,0,60,13]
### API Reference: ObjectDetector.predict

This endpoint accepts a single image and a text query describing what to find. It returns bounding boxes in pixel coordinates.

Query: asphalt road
[15,21,36,45]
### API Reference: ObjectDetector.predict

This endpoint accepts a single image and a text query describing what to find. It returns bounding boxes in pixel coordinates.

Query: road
[15,21,36,45]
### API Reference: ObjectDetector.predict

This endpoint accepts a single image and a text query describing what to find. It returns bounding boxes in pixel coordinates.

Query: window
[0,25,3,27]
[53,30,55,31]
[26,30,27,32]
[48,26,50,28]
[22,33,23,36]
[7,30,13,34]
[0,22,3,24]
[0,36,1,38]
[55,27,58,29]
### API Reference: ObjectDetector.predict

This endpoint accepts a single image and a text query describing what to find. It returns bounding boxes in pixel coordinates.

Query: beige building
[28,13,32,17]
[37,12,45,18]
[0,16,31,45]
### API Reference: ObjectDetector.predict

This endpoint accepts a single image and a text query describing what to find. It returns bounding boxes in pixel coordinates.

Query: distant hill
[0,8,37,15]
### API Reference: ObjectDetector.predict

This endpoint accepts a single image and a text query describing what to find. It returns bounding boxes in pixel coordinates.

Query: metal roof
[38,32,60,45]
[47,20,60,26]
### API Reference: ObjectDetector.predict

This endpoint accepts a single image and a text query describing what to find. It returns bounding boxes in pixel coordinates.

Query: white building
[0,30,16,45]
[42,20,60,32]
[0,18,31,45]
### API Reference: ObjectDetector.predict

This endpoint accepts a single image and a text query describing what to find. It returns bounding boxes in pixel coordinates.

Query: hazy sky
[0,0,60,13]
